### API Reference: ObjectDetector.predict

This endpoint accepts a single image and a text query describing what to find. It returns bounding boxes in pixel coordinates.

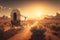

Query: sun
[35,10,43,17]
[34,10,44,19]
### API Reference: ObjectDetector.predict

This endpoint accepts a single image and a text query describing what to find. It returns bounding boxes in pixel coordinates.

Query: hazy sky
[0,0,60,19]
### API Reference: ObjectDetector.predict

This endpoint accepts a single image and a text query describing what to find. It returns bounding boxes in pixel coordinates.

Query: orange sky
[0,1,60,20]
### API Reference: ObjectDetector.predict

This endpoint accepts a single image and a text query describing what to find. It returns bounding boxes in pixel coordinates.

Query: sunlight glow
[35,10,43,17]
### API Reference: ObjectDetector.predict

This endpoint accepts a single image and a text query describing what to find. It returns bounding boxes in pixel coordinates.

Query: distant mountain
[0,15,11,23]
[44,12,60,20]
